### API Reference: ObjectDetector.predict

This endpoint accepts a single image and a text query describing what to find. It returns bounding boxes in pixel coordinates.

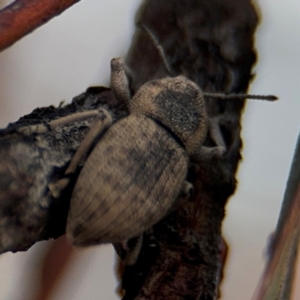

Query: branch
[0,0,82,51]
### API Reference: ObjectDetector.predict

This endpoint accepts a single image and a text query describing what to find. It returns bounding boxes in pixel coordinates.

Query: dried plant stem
[0,0,82,52]
[253,133,300,300]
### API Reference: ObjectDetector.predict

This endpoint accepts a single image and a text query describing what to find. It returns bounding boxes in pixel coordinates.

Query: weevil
[63,57,276,250]
[16,56,276,264]
[65,58,228,247]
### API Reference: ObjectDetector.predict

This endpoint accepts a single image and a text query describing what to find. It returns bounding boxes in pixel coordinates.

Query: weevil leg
[180,180,193,197]
[192,117,226,161]
[48,109,112,198]
[49,110,105,129]
[209,117,227,157]
[124,236,143,265]
[171,180,194,211]
[114,235,143,266]
[110,58,131,109]
[62,109,112,176]
[17,110,104,135]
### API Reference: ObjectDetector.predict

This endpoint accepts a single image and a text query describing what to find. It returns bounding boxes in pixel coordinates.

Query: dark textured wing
[67,114,188,245]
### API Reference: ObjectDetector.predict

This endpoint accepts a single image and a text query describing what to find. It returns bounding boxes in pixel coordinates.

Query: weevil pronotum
[19,57,276,264]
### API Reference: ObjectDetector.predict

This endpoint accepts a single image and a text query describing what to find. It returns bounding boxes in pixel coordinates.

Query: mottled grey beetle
[15,56,275,263]
[62,58,276,250]
[65,58,228,247]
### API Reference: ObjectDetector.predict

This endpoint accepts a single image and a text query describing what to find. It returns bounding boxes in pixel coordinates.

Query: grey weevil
[63,58,276,249]
[65,58,227,247]
[15,57,276,260]
[14,57,276,263]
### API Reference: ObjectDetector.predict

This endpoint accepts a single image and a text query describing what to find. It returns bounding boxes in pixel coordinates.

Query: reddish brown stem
[0,0,81,52]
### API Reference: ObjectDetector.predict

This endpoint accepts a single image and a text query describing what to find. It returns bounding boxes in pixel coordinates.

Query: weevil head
[129,76,208,155]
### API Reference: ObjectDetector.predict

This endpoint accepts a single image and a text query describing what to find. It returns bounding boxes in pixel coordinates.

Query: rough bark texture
[120,1,258,299]
[0,0,258,299]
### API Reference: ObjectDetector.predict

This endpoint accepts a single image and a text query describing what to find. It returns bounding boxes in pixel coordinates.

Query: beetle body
[67,114,188,245]
[66,61,211,246]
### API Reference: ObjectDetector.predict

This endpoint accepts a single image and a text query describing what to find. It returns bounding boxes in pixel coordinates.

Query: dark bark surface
[0,0,258,299]
[121,1,258,299]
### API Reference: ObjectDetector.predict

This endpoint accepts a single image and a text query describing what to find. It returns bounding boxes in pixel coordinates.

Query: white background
[0,0,299,299]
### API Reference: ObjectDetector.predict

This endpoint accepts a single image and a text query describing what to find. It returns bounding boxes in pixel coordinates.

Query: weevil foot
[191,115,227,161]
[205,145,226,159]
[48,109,112,199]
[48,177,71,199]
[191,145,226,161]
[113,236,143,266]
[180,181,193,197]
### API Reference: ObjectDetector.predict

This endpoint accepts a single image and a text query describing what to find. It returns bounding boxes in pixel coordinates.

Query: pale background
[0,0,299,299]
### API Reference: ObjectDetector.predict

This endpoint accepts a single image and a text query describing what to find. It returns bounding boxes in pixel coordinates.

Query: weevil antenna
[139,23,174,76]
[203,93,278,101]
[139,24,277,102]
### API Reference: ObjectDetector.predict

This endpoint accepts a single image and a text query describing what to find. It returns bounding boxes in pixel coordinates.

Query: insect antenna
[203,93,278,101]
[140,23,277,102]
[139,23,174,76]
